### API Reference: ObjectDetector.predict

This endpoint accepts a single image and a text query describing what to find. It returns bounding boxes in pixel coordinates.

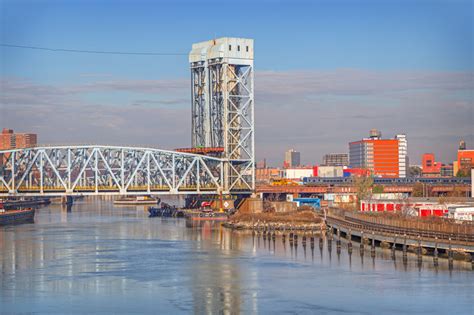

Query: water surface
[1,198,472,314]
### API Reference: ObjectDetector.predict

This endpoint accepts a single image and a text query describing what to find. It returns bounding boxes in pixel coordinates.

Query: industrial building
[349,129,408,178]
[360,197,474,219]
[457,140,474,176]
[422,153,441,177]
[440,164,454,177]
[422,153,454,177]
[322,153,348,166]
[284,149,300,168]
[283,167,314,180]
[255,167,281,183]
[316,165,344,177]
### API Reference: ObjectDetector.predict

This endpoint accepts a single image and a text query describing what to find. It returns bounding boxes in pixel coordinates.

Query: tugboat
[148,202,183,218]
[0,199,35,225]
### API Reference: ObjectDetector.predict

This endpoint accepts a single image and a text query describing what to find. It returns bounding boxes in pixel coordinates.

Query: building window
[246,46,249,52]
[229,45,231,51]
[237,45,240,51]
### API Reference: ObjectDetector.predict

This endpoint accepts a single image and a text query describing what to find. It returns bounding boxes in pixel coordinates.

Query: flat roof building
[322,153,348,167]
[349,129,408,178]
[0,128,37,150]
[284,149,300,168]
[422,153,441,177]
[457,142,474,176]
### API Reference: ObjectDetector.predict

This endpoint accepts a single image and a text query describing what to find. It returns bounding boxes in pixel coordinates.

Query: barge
[185,210,228,221]
[0,200,35,225]
[3,198,50,210]
[114,196,159,205]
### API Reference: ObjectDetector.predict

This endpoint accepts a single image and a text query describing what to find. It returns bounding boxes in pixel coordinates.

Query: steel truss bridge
[0,145,252,197]
[1,38,256,198]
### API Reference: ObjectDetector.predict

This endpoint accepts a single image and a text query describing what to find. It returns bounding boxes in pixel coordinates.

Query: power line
[0,43,190,56]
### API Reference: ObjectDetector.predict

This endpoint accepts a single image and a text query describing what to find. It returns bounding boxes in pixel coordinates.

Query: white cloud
[1,69,473,165]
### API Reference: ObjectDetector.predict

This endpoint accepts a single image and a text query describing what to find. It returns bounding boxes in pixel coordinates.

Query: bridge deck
[0,145,254,196]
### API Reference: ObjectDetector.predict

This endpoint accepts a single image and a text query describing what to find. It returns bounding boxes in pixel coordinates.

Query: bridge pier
[61,196,74,206]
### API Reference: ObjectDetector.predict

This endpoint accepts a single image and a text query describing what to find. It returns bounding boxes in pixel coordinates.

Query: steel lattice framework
[0,38,256,197]
[190,38,255,191]
[0,145,251,197]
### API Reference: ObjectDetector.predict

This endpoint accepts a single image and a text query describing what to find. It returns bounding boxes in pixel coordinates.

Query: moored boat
[185,210,228,221]
[148,203,183,218]
[114,196,159,205]
[0,200,35,225]
[3,198,50,210]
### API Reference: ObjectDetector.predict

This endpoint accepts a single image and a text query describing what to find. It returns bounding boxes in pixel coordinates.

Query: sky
[0,0,473,166]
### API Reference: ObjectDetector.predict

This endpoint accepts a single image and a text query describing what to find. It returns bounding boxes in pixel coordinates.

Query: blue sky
[1,0,473,165]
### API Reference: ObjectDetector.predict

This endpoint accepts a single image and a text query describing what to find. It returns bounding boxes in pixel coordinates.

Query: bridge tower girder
[189,38,255,193]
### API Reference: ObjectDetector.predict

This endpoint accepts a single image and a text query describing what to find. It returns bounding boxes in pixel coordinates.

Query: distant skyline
[1,0,473,165]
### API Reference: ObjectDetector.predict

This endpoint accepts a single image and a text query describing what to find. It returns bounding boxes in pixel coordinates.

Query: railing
[0,145,255,196]
[327,209,474,243]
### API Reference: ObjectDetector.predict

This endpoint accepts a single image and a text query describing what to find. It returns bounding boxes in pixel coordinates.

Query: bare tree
[354,175,374,209]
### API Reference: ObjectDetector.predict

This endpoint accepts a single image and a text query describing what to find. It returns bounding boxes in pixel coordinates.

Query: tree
[456,170,468,177]
[372,185,384,194]
[412,182,424,197]
[354,175,374,207]
[408,166,422,178]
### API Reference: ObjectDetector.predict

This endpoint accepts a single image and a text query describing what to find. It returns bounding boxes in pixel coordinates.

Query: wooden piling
[448,237,453,269]
[371,232,376,258]
[391,235,397,260]
[402,234,407,263]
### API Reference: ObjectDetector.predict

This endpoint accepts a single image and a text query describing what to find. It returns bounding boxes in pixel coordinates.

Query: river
[1,198,472,314]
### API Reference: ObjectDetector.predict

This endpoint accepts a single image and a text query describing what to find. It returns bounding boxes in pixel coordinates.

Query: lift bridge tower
[189,38,255,193]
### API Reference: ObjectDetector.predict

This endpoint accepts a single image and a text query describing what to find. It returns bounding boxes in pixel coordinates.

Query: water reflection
[0,199,473,314]
[186,221,248,314]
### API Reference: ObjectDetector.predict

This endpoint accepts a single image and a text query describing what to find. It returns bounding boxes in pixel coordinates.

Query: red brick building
[0,128,37,150]
[422,153,441,177]
[457,150,474,176]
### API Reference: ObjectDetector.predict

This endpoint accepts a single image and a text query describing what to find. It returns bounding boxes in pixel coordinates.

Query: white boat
[113,196,159,205]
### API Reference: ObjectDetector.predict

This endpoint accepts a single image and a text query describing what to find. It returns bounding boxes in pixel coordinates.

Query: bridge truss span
[0,145,248,197]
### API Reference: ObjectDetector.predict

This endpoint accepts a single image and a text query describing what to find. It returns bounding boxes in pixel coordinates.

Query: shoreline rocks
[223,220,324,232]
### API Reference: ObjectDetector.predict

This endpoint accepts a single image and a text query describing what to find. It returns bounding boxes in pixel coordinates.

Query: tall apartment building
[349,130,408,178]
[396,134,408,178]
[284,149,300,168]
[322,153,348,166]
[0,128,37,150]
